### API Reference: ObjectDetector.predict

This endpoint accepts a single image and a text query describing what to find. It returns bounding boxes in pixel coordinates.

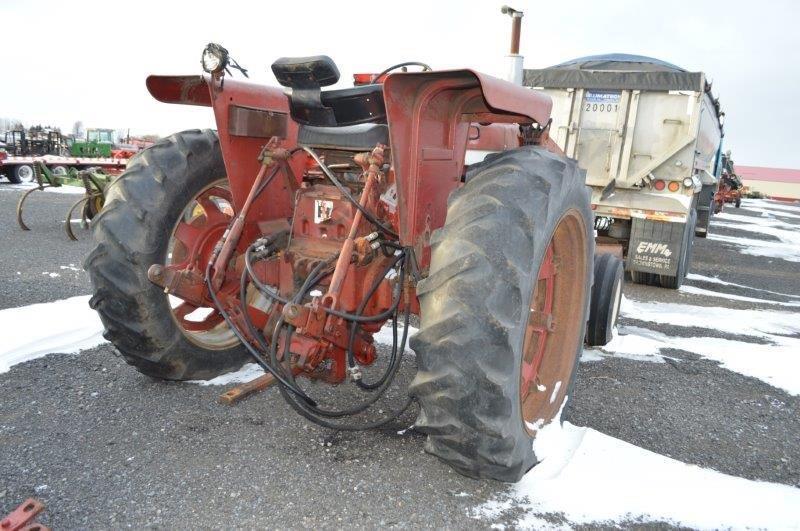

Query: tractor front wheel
[85,130,249,380]
[410,147,594,482]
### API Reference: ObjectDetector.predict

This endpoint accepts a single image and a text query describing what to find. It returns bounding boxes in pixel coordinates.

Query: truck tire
[409,147,594,482]
[658,210,696,289]
[630,270,656,286]
[7,164,34,184]
[85,130,249,380]
[585,253,623,346]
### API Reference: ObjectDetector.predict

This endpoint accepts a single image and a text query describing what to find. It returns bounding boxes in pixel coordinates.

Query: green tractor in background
[70,128,116,157]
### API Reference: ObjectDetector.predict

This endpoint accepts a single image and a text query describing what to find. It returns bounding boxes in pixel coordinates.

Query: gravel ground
[0,186,798,528]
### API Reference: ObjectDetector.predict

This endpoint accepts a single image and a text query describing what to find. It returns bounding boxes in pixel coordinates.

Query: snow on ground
[707,233,800,262]
[741,198,800,215]
[686,273,800,299]
[0,291,416,382]
[714,211,797,229]
[583,296,800,395]
[0,295,106,373]
[588,324,800,395]
[621,295,800,338]
[707,204,800,262]
[0,182,87,194]
[188,362,266,386]
[476,417,800,529]
[678,284,800,307]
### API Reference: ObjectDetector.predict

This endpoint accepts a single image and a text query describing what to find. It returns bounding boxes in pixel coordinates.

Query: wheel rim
[520,210,588,434]
[18,165,34,182]
[52,166,67,176]
[165,179,239,350]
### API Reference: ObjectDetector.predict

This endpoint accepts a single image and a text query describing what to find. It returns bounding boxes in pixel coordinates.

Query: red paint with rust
[146,67,556,384]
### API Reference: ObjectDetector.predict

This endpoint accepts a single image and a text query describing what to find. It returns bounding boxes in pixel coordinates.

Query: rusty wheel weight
[519,211,588,433]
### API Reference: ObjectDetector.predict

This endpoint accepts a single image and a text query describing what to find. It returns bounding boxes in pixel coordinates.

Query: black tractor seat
[298,123,389,151]
[272,55,386,126]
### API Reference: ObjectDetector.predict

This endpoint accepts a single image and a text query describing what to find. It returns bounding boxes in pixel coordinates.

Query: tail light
[667,181,680,192]
[653,180,665,191]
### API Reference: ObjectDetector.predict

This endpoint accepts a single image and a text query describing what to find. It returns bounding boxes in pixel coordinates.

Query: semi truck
[524,54,724,288]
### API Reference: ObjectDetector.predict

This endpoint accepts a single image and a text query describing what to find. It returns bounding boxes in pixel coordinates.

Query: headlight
[201,43,229,74]
[683,177,694,187]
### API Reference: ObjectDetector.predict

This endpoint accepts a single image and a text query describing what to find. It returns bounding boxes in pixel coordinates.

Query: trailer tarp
[523,53,706,92]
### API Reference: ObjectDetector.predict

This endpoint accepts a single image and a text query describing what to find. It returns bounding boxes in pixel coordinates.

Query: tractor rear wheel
[85,130,249,380]
[410,147,594,482]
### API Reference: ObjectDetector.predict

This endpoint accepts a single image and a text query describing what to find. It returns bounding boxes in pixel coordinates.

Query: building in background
[735,166,800,202]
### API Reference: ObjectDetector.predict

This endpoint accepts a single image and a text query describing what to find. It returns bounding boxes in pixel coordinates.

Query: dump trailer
[525,54,724,288]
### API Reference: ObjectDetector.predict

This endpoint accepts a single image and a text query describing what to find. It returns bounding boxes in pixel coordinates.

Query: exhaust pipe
[501,5,524,85]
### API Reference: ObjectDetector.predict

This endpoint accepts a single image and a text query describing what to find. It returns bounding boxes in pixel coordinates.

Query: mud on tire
[409,147,594,482]
[84,130,249,380]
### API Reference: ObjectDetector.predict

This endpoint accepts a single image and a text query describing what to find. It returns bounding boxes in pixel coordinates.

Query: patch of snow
[0,183,87,194]
[714,211,797,229]
[370,322,418,354]
[580,349,603,362]
[59,265,81,272]
[679,284,800,307]
[585,298,800,394]
[714,219,800,242]
[742,198,800,213]
[686,273,800,299]
[621,295,800,338]
[476,421,800,529]
[42,271,60,278]
[707,233,800,262]
[188,362,265,386]
[0,295,106,374]
[586,325,667,362]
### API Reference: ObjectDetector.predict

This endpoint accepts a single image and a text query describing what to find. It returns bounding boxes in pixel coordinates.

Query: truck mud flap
[695,184,715,235]
[627,217,686,276]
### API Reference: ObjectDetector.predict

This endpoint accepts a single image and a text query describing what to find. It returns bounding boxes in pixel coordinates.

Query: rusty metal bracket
[1,498,48,531]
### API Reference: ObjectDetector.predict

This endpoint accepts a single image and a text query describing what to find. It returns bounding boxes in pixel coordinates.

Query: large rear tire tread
[84,129,249,381]
[409,147,594,482]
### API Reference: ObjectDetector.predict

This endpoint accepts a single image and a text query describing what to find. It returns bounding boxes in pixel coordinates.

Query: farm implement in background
[714,151,743,212]
[0,127,145,184]
[16,161,111,240]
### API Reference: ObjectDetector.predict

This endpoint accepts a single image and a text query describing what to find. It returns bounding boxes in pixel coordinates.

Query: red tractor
[85,37,597,481]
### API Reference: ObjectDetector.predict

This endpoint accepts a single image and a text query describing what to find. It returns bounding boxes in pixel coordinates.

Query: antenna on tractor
[501,5,524,85]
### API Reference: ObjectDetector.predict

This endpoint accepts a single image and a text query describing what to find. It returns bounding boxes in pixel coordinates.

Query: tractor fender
[146,75,213,107]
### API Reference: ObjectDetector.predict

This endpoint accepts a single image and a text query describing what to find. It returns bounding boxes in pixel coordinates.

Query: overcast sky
[1,0,797,168]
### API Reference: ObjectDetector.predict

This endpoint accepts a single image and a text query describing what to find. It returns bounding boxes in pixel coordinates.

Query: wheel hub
[164,180,240,349]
